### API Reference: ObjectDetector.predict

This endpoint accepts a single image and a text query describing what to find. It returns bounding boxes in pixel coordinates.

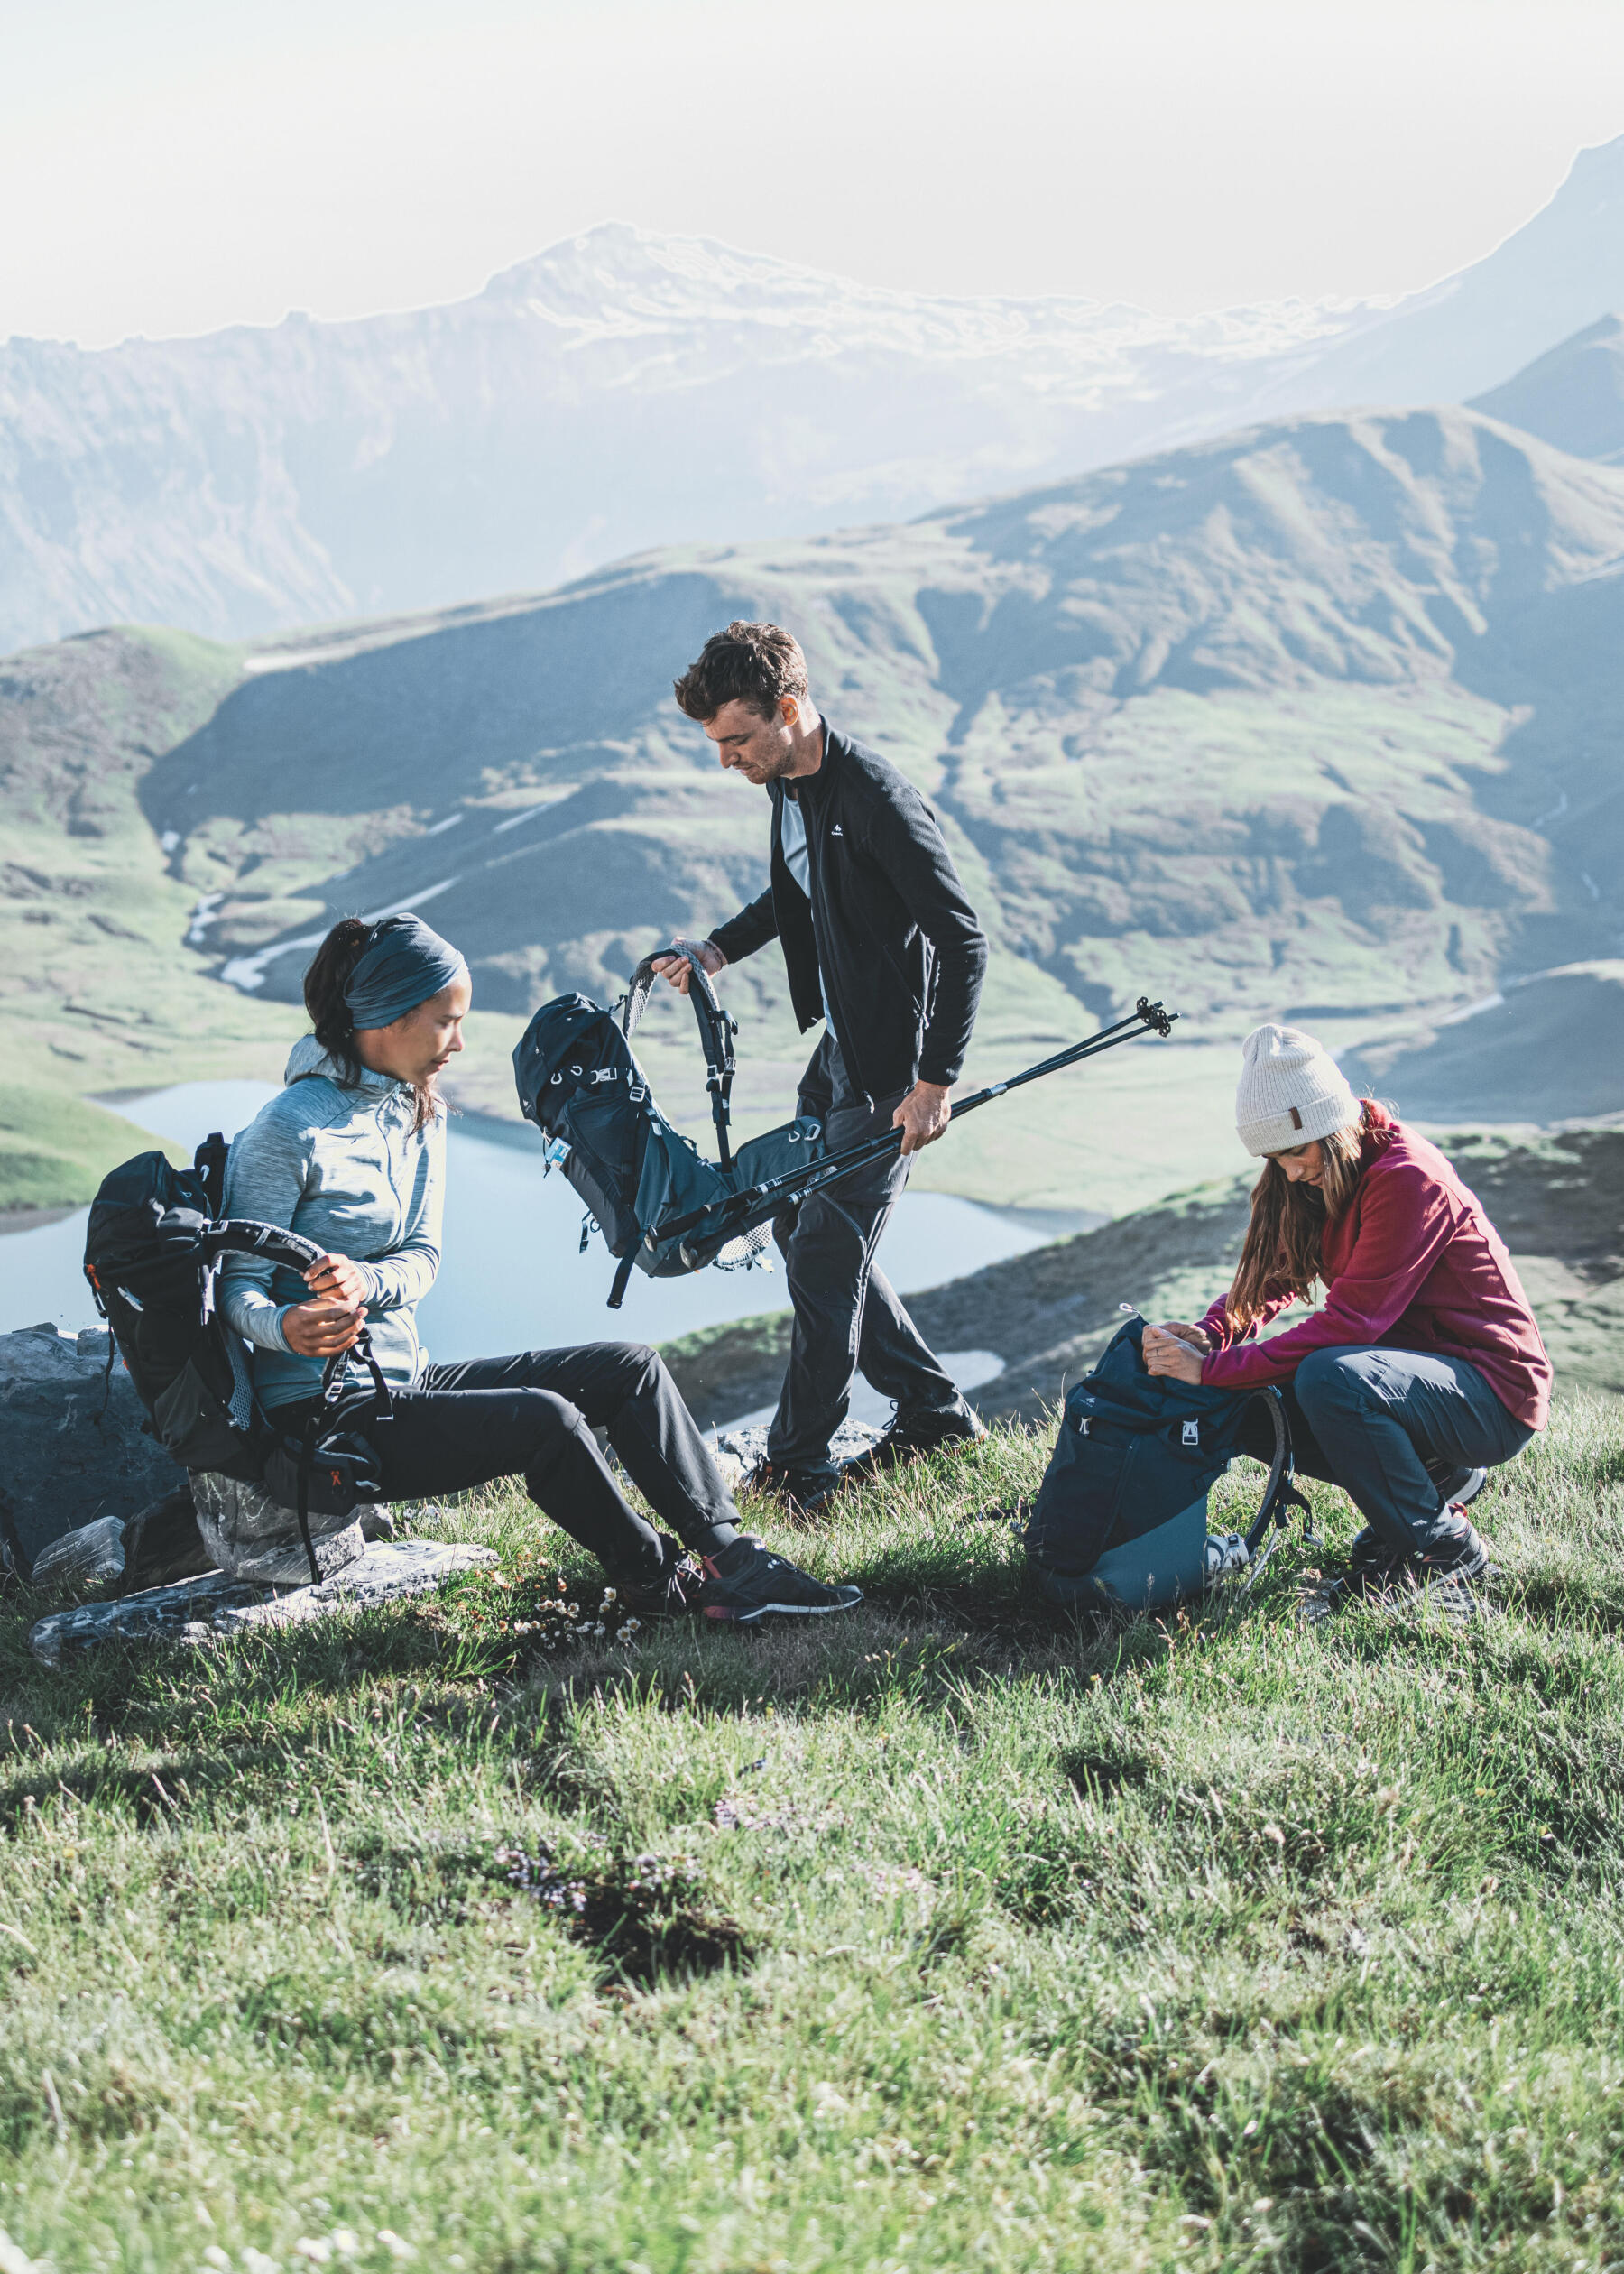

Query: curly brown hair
[674,621,809,722]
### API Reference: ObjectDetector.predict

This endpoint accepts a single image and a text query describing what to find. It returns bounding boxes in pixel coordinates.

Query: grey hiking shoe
[700,1535,863,1623]
[841,1402,988,1481]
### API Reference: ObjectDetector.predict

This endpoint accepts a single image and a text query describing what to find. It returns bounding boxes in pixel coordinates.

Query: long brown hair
[1225,1100,1392,1330]
[301,917,443,1134]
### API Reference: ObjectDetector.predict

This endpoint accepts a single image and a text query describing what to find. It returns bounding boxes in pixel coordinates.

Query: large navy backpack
[1025,1317,1311,1612]
[84,1141,391,1583]
[513,948,823,1307]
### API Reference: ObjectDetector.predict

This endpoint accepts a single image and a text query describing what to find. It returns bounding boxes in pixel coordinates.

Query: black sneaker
[842,1403,988,1481]
[614,1536,703,1619]
[740,1459,844,1520]
[1319,1526,1409,1612]
[700,1535,863,1623]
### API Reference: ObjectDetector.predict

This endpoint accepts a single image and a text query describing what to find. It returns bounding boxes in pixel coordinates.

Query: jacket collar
[283,1032,411,1101]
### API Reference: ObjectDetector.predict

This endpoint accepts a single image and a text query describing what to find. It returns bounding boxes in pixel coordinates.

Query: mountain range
[5,136,1624,654]
[6,335,1623,1220]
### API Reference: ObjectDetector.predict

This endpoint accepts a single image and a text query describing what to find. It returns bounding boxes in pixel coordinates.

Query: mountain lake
[1,1083,1057,1419]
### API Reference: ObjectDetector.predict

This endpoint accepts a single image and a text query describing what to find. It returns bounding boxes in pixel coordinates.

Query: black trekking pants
[278,1343,737,1581]
[766,1032,965,1474]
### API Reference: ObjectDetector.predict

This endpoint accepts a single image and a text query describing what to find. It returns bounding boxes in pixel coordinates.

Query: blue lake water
[3,1083,1049,1400]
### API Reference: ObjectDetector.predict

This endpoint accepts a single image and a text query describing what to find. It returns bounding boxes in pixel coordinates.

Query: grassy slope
[661,1127,1624,1429]
[1,1400,1621,2271]
[0,627,306,1207]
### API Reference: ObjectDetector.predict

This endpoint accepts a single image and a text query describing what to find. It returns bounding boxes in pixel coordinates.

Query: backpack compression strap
[623,941,737,1171]
[1239,1387,1317,1591]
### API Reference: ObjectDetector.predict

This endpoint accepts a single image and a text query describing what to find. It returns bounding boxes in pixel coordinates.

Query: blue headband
[343,914,468,1031]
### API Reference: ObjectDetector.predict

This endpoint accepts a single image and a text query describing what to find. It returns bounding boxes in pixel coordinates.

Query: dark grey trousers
[765,1033,965,1474]
[278,1343,737,1581]
[1240,1345,1534,1555]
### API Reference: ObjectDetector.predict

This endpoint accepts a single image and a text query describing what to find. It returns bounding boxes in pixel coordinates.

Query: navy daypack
[1025,1317,1309,1612]
[512,951,823,1308]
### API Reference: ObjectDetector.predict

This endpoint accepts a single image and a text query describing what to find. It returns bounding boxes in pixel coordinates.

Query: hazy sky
[6,0,1624,347]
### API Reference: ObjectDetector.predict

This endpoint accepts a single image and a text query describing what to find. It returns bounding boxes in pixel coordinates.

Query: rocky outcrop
[0,1323,178,1566]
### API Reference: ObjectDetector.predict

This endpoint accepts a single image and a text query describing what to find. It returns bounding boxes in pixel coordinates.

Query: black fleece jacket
[708,724,987,1099]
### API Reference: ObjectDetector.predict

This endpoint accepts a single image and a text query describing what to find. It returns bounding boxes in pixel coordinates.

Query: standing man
[656,620,989,1513]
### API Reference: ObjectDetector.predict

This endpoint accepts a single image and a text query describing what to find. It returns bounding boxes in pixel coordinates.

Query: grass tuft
[0,1397,1620,2269]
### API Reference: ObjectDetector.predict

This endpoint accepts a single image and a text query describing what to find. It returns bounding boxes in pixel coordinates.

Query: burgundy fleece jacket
[1198,1107,1552,1429]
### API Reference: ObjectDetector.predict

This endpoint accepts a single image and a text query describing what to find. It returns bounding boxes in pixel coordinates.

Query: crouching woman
[1143,1025,1550,1603]
[212,911,860,1622]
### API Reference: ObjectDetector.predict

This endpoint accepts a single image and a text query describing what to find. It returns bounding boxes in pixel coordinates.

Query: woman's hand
[304,1251,370,1307]
[1150,1320,1214,1353]
[281,1299,365,1358]
[1142,1325,1206,1384]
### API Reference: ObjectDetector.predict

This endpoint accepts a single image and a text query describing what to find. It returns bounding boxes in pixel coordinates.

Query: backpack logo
[1182,1419,1201,1447]
[829,825,844,837]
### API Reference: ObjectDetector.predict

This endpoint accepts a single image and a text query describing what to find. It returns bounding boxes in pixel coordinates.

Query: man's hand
[651,941,726,996]
[892,1079,951,1156]
[1142,1325,1206,1385]
[304,1251,370,1308]
[282,1299,365,1359]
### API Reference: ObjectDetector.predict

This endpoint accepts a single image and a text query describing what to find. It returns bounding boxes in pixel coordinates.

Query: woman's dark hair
[1225,1099,1392,1331]
[301,917,442,1133]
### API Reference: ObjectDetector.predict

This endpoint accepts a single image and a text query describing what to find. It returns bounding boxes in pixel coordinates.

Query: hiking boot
[841,1403,988,1481]
[1319,1525,1410,1612]
[1410,1518,1494,1589]
[740,1458,844,1520]
[700,1535,863,1623]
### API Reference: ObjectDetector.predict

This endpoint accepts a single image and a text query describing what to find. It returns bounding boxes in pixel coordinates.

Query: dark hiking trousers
[274,1343,737,1582]
[766,1032,968,1474]
[1237,1345,1534,1556]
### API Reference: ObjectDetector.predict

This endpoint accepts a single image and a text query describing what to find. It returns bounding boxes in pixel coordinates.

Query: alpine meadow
[3,78,1624,2274]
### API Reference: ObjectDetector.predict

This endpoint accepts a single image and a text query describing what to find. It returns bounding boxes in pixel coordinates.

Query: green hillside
[4,404,1624,1212]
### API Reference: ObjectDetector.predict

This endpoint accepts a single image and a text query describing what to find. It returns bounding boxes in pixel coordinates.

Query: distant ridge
[1471,312,1624,464]
[5,136,1624,652]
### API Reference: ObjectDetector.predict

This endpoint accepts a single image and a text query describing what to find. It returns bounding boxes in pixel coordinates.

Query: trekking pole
[651,996,1177,1268]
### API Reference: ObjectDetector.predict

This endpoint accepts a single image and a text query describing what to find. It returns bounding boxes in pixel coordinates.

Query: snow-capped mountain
[4,134,1624,653]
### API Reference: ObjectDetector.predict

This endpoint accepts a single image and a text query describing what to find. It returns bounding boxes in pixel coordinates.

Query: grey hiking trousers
[1240,1345,1535,1555]
[766,1033,968,1474]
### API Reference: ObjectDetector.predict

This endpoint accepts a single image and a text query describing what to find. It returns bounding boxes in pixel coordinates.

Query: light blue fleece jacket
[219,1036,446,1410]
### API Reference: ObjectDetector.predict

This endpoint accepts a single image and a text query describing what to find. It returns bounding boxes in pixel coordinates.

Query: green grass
[2,1402,1623,2272]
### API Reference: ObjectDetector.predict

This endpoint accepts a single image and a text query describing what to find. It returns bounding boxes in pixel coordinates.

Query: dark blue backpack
[512,949,823,1308]
[1025,1317,1310,1612]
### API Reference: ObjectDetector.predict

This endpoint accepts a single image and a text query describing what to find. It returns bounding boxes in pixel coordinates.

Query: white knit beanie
[1234,1024,1361,1158]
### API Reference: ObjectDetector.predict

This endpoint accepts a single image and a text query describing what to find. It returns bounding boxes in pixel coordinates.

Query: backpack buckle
[628,1083,646,1103]
[1182,1419,1201,1447]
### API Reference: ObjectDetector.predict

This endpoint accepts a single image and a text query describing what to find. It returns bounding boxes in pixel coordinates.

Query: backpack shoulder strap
[623,940,737,1170]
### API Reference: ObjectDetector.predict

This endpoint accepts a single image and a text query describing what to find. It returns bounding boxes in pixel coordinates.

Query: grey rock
[0,1324,177,1564]
[190,1468,374,1585]
[30,1515,126,1593]
[711,1419,878,1489]
[28,1539,498,1666]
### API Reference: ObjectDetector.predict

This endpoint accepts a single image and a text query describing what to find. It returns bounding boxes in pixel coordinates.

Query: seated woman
[1143,1024,1549,1603]
[217,911,860,1622]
